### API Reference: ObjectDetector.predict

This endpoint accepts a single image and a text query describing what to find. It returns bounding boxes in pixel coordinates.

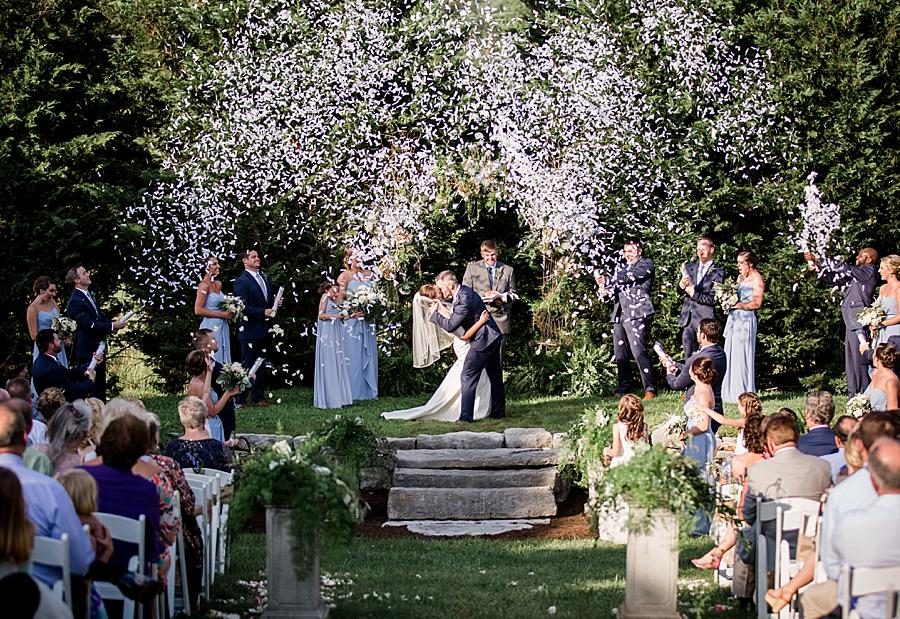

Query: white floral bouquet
[857,302,886,335]
[341,286,388,320]
[845,393,872,420]
[712,278,739,314]
[218,294,245,324]
[52,316,77,339]
[650,414,687,452]
[217,361,252,391]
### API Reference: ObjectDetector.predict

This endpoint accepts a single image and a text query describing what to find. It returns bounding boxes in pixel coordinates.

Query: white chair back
[30,533,71,609]
[186,474,215,600]
[840,564,900,619]
[93,513,147,619]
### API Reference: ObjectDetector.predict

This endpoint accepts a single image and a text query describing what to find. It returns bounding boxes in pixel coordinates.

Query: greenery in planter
[559,405,615,487]
[230,438,367,577]
[599,445,715,539]
[306,414,385,480]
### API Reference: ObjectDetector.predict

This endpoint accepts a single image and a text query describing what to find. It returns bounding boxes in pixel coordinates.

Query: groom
[430,270,505,422]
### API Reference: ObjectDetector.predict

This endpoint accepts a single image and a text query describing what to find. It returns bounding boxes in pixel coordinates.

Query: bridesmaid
[722,251,764,403]
[194,255,234,364]
[872,255,900,345]
[27,276,67,367]
[337,251,378,401]
[314,282,353,409]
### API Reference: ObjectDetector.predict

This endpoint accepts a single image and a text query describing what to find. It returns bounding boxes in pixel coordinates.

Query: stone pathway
[383,519,552,537]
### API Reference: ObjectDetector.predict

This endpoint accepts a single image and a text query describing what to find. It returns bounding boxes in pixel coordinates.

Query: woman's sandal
[765,589,792,613]
[690,548,722,570]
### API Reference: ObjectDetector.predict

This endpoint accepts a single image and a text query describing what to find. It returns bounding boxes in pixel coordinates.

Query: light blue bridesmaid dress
[722,282,757,403]
[314,298,353,409]
[199,289,232,364]
[206,390,225,443]
[344,280,378,401]
[682,399,716,535]
[874,294,900,345]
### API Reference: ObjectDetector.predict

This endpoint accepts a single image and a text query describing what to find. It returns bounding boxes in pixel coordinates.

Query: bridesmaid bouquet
[856,302,886,335]
[217,362,252,391]
[712,278,739,313]
[52,316,77,339]
[218,294,246,323]
[342,287,388,320]
[845,393,872,420]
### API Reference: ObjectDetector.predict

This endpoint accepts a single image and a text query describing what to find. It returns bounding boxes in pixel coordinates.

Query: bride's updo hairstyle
[874,343,897,370]
[617,394,647,442]
[419,284,441,300]
[690,356,717,384]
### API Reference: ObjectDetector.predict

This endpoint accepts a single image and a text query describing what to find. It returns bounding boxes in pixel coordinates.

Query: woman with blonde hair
[36,401,92,475]
[163,396,230,471]
[871,255,900,345]
[603,394,649,466]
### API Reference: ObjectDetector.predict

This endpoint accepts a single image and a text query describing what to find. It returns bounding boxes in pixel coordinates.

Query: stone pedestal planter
[618,508,680,619]
[263,507,329,619]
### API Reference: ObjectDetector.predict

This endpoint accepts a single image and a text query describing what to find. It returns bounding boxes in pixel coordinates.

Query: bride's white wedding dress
[382,294,491,421]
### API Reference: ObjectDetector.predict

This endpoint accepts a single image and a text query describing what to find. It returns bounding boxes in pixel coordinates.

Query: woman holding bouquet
[27,276,68,367]
[185,349,240,442]
[314,282,353,409]
[337,252,378,401]
[722,251,764,403]
[194,255,234,364]
[872,255,900,345]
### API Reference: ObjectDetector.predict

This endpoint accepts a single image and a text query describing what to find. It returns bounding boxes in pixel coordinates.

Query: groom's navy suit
[431,285,505,421]
[67,288,113,401]
[234,270,276,404]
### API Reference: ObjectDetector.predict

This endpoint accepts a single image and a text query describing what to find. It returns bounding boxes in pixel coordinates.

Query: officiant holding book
[463,240,516,363]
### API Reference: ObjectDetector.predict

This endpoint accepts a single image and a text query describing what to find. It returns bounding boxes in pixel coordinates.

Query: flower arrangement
[559,405,614,487]
[650,414,687,452]
[845,393,872,420]
[230,438,367,577]
[712,278,739,313]
[306,414,387,483]
[217,362,251,391]
[52,315,77,339]
[857,301,887,336]
[217,294,245,323]
[341,286,388,322]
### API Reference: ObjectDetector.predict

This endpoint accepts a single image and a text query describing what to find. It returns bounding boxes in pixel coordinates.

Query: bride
[382,285,491,421]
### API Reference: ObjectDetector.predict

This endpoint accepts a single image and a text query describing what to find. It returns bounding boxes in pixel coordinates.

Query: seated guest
[81,397,105,460]
[0,467,74,619]
[835,426,865,483]
[163,396,230,472]
[798,391,838,456]
[37,401,92,475]
[6,378,46,445]
[32,329,96,402]
[820,415,859,483]
[36,387,66,426]
[3,399,52,475]
[81,415,163,576]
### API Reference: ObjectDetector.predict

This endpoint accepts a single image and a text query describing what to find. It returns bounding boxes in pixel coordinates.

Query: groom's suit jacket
[463,260,516,335]
[233,270,276,343]
[604,257,654,323]
[678,260,725,327]
[67,288,113,363]
[430,285,501,352]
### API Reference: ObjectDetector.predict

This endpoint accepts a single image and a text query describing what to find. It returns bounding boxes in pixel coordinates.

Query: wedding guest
[677,235,724,359]
[185,350,240,443]
[32,329,96,402]
[163,396,230,471]
[3,398,52,475]
[194,255,234,365]
[596,238,656,400]
[36,387,66,425]
[798,391,838,456]
[82,397,105,459]
[820,415,859,482]
[36,401,92,475]
[7,378,47,445]
[662,318,727,431]
[337,251,378,401]
[722,251,764,403]
[697,391,763,455]
[864,344,899,410]
[834,426,865,483]
[463,240,517,363]
[805,248,879,395]
[192,329,237,441]
[314,282,353,409]
[871,255,900,346]
[233,249,278,407]
[0,467,74,619]
[603,394,648,466]
[65,265,125,401]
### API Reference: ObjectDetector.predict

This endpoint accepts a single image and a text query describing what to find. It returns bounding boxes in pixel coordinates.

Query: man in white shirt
[820,415,859,482]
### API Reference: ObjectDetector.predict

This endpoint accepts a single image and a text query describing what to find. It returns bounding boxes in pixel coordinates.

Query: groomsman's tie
[487,266,495,289]
[254,272,267,298]
[83,289,100,315]
[696,263,708,286]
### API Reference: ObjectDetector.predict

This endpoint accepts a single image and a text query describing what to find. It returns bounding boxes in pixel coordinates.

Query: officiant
[463,240,516,364]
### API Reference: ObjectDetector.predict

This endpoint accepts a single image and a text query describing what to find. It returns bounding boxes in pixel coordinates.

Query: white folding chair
[93,513,146,619]
[167,490,191,617]
[30,533,71,610]
[840,564,900,619]
[199,467,233,575]
[185,474,213,600]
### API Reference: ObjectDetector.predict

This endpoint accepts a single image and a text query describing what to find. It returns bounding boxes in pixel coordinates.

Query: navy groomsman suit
[234,261,276,405]
[67,287,113,401]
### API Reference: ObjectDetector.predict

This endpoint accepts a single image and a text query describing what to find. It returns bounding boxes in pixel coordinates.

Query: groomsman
[805,247,879,396]
[677,235,724,359]
[662,318,727,431]
[65,265,124,401]
[32,329,96,401]
[596,238,656,400]
[234,249,278,407]
[463,240,516,362]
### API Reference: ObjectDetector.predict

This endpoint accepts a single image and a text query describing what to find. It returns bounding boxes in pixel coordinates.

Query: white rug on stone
[384,519,550,537]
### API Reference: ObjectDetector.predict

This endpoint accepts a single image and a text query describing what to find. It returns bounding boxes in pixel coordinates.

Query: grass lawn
[139,387,833,618]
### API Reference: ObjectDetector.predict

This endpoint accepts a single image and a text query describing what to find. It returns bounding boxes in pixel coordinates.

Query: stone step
[387,487,558,520]
[394,448,561,470]
[393,467,558,489]
[416,432,504,450]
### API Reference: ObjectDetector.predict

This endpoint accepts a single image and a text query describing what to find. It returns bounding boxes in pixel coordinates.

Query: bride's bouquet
[217,362,252,391]
[217,294,245,323]
[857,301,886,336]
[650,415,686,452]
[342,286,388,321]
[712,278,739,314]
[52,316,77,339]
[845,393,872,420]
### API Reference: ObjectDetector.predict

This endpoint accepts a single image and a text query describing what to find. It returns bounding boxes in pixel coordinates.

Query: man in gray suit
[596,238,656,399]
[677,235,725,358]
[805,247,879,395]
[463,240,516,361]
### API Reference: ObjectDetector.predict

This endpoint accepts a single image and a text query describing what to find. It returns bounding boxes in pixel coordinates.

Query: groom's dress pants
[460,337,505,421]
[613,316,656,393]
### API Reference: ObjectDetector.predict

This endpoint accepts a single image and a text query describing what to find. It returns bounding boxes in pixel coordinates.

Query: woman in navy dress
[194,255,234,364]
